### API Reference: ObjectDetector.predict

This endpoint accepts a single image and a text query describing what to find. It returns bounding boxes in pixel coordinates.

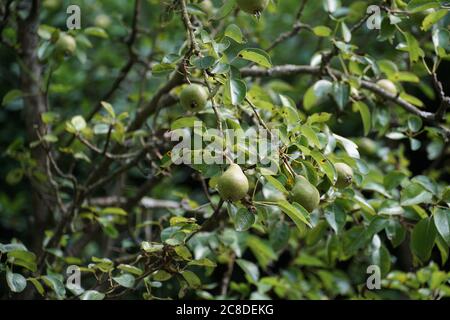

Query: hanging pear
[334,162,354,189]
[237,0,269,15]
[217,164,249,201]
[291,175,320,213]
[179,84,209,112]
[376,79,398,96]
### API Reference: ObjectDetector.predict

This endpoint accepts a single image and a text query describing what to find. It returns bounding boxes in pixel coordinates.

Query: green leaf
[313,26,332,37]
[7,250,37,272]
[404,32,424,64]
[117,264,143,276]
[277,200,311,229]
[174,245,193,260]
[432,28,450,57]
[300,125,321,148]
[171,116,200,130]
[213,0,236,20]
[141,242,164,253]
[101,101,115,118]
[333,134,360,159]
[270,221,290,251]
[407,115,423,132]
[324,204,346,234]
[188,258,217,268]
[113,273,135,289]
[2,89,23,106]
[181,270,201,289]
[384,171,407,190]
[265,176,288,194]
[341,22,351,43]
[80,290,105,300]
[70,116,86,132]
[225,78,246,105]
[422,9,448,31]
[193,56,215,69]
[99,207,127,216]
[353,101,371,136]
[238,48,272,68]
[233,208,255,232]
[310,150,336,182]
[236,259,259,282]
[153,270,172,281]
[6,270,27,293]
[385,219,406,248]
[434,208,450,247]
[436,235,449,265]
[407,0,440,13]
[400,183,433,206]
[411,217,437,263]
[304,80,333,110]
[247,235,276,268]
[84,27,108,38]
[225,24,245,43]
[0,243,28,253]
[28,278,45,296]
[42,275,66,299]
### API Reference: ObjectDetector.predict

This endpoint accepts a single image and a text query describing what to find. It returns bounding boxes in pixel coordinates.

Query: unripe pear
[291,176,320,213]
[357,138,377,156]
[179,84,209,112]
[43,0,61,10]
[237,0,269,15]
[199,0,214,16]
[376,79,397,96]
[334,162,354,189]
[95,14,112,29]
[217,164,249,201]
[55,33,77,55]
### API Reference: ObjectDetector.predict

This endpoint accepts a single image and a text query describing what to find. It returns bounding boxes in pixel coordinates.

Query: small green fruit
[55,33,77,55]
[179,84,209,112]
[335,162,354,189]
[95,14,112,29]
[217,164,249,201]
[357,138,377,156]
[199,0,214,16]
[43,0,61,10]
[237,0,269,15]
[291,176,320,213]
[376,79,397,96]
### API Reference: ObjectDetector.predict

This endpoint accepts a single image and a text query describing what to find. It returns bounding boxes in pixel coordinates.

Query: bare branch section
[241,65,450,138]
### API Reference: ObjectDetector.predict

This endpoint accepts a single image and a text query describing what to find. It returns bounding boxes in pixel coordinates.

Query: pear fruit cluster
[334,162,354,189]
[291,176,320,213]
[180,84,209,112]
[217,164,249,201]
[237,0,269,15]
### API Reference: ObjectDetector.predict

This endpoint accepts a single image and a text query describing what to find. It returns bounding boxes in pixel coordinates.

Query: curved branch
[241,64,450,138]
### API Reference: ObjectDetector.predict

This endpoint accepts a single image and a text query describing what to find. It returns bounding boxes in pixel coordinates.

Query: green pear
[55,33,77,55]
[95,14,112,29]
[237,0,269,15]
[179,84,209,112]
[376,79,397,96]
[217,164,249,201]
[291,175,320,212]
[335,162,354,189]
[199,0,214,16]
[357,138,377,156]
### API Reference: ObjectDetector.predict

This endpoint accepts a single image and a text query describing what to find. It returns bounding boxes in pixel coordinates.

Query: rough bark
[18,0,48,255]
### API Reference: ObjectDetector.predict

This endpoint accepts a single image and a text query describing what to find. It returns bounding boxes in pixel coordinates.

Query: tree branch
[241,64,450,138]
